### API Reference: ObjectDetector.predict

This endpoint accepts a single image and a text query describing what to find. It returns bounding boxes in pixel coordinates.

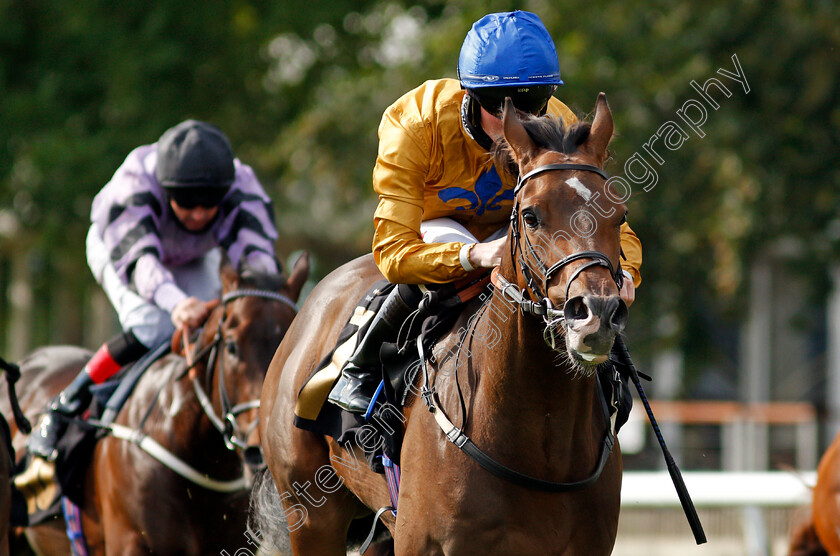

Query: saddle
[294,274,491,473]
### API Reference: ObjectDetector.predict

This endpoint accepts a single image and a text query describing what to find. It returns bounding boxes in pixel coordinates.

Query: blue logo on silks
[437,167,513,216]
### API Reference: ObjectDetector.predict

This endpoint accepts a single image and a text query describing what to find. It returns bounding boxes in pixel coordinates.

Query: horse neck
[160,354,243,479]
[458,287,604,459]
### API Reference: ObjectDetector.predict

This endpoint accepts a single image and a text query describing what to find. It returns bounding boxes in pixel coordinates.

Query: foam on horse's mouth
[573,351,608,365]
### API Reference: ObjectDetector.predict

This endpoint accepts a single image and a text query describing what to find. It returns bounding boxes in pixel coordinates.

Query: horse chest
[397,409,619,555]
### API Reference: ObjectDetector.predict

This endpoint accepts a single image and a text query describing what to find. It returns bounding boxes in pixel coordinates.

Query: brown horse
[256,95,628,555]
[789,429,840,556]
[5,253,309,555]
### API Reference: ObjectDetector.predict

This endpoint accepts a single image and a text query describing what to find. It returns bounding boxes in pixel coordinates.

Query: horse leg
[278,476,361,555]
[261,427,361,555]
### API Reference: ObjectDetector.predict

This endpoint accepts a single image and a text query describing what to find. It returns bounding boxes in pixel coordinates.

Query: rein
[420,162,621,492]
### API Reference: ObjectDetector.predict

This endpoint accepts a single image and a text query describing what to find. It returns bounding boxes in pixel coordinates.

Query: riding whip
[613,336,707,545]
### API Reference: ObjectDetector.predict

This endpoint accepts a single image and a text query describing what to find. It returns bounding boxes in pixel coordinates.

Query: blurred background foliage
[1,0,838,401]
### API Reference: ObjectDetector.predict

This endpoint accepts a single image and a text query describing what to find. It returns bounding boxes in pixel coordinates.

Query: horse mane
[493,114,593,184]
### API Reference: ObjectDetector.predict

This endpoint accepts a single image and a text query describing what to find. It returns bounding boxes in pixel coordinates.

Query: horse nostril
[563,296,589,322]
[244,445,266,473]
[609,298,629,333]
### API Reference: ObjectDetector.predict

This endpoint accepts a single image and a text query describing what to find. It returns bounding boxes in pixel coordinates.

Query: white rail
[620,471,815,556]
[622,471,816,507]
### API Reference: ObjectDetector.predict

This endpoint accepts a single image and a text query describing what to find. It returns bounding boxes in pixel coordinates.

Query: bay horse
[256,94,628,555]
[5,252,309,555]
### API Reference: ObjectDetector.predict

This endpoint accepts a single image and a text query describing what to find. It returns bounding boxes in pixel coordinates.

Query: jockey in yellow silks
[329,10,641,415]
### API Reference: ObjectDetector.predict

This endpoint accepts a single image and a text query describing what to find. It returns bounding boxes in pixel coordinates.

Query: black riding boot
[328,286,419,413]
[27,371,94,462]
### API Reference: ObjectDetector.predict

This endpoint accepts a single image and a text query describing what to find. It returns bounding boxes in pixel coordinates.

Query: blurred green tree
[1,0,838,402]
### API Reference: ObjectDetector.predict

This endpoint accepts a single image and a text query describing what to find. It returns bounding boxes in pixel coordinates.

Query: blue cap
[458,11,563,89]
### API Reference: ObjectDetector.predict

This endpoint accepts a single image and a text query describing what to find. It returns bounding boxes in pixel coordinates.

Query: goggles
[166,185,229,209]
[469,85,557,117]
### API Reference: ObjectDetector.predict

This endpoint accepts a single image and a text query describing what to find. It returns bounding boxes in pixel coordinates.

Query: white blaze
[565,177,592,201]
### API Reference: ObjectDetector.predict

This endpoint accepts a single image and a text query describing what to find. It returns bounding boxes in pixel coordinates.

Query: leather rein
[421,163,621,492]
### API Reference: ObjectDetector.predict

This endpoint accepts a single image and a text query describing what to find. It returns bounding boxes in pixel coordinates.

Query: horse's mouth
[564,326,613,367]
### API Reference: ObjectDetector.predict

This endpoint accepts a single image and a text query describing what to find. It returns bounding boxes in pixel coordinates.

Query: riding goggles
[469,85,558,117]
[165,185,230,209]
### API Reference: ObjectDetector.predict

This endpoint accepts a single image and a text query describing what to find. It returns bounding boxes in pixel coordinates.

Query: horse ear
[502,98,539,163]
[584,92,613,164]
[219,251,239,292]
[284,251,310,302]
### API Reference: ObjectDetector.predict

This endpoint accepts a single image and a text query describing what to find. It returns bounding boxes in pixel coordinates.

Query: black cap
[155,120,235,189]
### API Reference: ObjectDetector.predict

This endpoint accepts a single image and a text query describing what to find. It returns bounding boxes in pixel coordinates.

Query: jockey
[28,120,280,461]
[328,10,642,415]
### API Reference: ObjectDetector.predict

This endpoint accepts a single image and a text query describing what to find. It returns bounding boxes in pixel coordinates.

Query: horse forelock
[493,115,594,183]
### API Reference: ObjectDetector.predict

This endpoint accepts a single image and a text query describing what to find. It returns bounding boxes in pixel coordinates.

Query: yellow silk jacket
[372,78,642,286]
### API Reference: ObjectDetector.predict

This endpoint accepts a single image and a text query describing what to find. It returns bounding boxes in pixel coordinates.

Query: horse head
[192,251,309,472]
[496,94,627,374]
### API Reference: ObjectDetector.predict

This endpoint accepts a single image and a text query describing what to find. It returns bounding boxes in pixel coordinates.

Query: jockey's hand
[171,297,210,330]
[469,237,506,269]
[620,277,635,307]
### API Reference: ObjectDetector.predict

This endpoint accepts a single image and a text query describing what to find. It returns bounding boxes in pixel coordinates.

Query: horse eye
[225,340,239,359]
[522,209,540,229]
[619,212,627,225]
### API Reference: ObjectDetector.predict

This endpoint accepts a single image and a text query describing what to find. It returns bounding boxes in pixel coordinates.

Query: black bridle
[509,162,624,311]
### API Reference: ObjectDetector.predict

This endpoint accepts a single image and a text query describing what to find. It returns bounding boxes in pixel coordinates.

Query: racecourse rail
[618,400,817,556]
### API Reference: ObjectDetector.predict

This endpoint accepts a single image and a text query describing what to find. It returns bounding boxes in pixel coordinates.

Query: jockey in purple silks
[28,120,280,461]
